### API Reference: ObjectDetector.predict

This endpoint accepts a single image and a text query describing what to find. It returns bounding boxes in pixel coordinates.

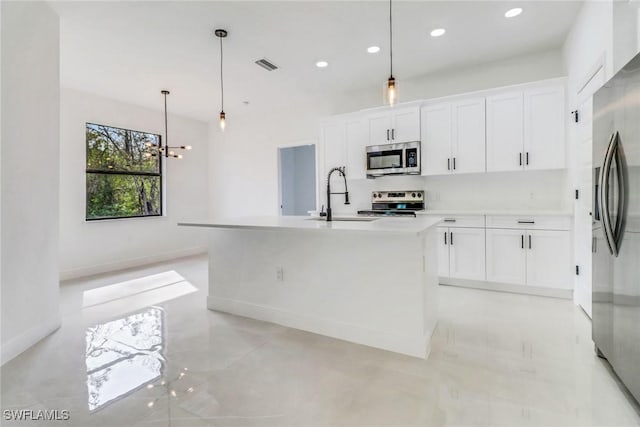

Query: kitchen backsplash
[328,169,570,215]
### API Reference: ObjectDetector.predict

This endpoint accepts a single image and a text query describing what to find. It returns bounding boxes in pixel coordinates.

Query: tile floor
[1,254,640,426]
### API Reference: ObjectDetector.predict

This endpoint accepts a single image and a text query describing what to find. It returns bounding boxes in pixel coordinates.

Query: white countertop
[178,215,442,236]
[418,209,573,216]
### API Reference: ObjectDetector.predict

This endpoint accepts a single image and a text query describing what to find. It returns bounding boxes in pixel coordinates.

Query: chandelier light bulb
[219,111,226,131]
[387,76,397,106]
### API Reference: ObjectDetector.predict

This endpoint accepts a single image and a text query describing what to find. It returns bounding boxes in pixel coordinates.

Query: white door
[574,66,605,317]
[452,97,486,174]
[523,85,565,170]
[437,226,450,278]
[449,227,486,281]
[486,92,524,172]
[345,118,367,180]
[486,228,526,285]
[391,106,420,143]
[526,230,571,289]
[421,103,452,176]
[368,113,392,145]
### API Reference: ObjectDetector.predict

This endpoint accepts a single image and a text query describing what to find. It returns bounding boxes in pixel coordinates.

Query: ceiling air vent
[255,58,279,71]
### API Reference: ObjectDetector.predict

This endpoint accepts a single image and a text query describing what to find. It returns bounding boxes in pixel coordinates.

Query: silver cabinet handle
[521,235,524,249]
[386,129,390,141]
[453,157,456,170]
[519,153,522,166]
[517,220,535,224]
[444,232,447,245]
[392,129,395,140]
[444,218,456,222]
[599,133,618,256]
[526,152,529,166]
[450,232,453,245]
[447,158,450,170]
[529,235,532,249]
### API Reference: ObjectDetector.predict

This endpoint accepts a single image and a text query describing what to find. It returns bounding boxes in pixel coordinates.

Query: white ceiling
[51,1,583,122]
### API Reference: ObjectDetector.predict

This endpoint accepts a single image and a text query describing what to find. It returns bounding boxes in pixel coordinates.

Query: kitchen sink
[307,217,379,222]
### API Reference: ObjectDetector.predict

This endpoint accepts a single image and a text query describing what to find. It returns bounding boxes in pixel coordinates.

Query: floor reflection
[85,306,165,411]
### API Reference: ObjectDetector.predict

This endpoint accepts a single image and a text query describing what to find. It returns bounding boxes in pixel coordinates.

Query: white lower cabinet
[486,228,527,285]
[486,227,571,289]
[438,226,486,281]
[526,229,571,289]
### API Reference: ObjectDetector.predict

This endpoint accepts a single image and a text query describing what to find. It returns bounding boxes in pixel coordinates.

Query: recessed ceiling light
[316,61,328,68]
[505,7,523,18]
[367,46,381,53]
[430,28,446,37]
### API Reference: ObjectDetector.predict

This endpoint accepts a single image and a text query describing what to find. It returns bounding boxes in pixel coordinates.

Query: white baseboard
[208,296,431,359]
[440,277,573,299]
[60,246,207,281]
[1,315,61,366]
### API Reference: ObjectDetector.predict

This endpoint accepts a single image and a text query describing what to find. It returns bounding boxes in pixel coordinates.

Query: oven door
[366,146,406,177]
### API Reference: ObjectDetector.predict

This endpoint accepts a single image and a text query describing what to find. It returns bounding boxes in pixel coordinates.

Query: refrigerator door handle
[599,132,618,256]
[612,133,626,250]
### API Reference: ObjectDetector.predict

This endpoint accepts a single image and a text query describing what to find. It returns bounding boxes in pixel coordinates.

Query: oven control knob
[373,193,377,198]
[411,192,416,198]
[377,193,382,198]
[417,193,422,198]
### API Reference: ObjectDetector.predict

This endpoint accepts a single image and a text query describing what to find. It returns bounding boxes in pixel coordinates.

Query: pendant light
[215,29,228,131]
[386,0,397,106]
[145,90,192,158]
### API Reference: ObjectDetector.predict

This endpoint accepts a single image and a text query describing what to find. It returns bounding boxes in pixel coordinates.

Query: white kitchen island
[179,215,441,358]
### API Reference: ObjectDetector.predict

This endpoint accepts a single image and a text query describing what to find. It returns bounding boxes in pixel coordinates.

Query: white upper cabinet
[421,98,486,176]
[367,113,392,146]
[486,92,524,172]
[421,103,452,176]
[345,118,367,180]
[451,98,486,174]
[392,107,421,142]
[367,105,420,145]
[523,85,566,170]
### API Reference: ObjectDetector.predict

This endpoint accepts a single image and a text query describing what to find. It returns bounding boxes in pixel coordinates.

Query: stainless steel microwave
[366,141,421,178]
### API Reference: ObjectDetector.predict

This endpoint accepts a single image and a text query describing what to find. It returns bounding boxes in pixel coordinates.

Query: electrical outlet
[276,267,284,281]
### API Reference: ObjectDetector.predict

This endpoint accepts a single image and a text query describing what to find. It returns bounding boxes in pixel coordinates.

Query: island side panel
[207,228,437,358]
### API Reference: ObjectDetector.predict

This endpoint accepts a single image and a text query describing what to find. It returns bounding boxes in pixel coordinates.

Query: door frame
[277,140,319,216]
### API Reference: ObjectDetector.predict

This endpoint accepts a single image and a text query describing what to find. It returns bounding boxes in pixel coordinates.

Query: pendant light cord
[220,36,224,111]
[389,0,393,77]
[164,92,169,155]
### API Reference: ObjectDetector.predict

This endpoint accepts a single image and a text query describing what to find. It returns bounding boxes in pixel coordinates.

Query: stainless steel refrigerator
[593,52,640,404]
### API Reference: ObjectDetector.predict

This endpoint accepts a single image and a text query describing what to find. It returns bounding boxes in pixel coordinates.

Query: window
[86,123,162,220]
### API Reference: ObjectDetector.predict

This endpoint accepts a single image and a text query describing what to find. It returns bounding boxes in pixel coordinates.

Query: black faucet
[326,166,350,222]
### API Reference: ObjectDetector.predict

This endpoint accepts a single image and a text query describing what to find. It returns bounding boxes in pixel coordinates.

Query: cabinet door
[523,86,565,170]
[486,92,524,172]
[452,98,486,174]
[368,113,392,145]
[321,120,346,178]
[345,118,367,180]
[437,227,450,277]
[391,106,420,143]
[421,103,452,176]
[449,227,486,281]
[526,230,571,289]
[486,228,526,285]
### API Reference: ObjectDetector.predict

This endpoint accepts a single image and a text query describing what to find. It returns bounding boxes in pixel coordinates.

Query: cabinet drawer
[486,215,571,230]
[438,215,485,228]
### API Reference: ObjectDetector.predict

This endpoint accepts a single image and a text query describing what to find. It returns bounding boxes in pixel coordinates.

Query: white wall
[209,103,332,218]
[1,1,61,364]
[210,48,568,218]
[59,88,210,279]
[336,49,565,114]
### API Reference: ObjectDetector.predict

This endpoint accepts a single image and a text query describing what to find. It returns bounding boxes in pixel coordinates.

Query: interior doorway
[278,144,317,216]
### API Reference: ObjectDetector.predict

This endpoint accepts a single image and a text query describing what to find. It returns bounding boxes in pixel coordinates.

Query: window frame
[85,122,164,221]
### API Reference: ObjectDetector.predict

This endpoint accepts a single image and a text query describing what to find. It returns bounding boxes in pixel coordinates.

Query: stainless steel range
[357,191,425,217]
